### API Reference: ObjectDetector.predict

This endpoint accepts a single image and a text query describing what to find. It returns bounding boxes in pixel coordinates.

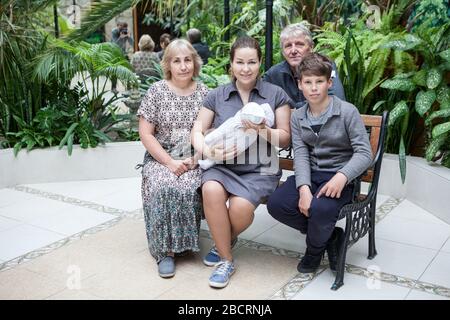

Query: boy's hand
[317,172,348,198]
[298,185,313,217]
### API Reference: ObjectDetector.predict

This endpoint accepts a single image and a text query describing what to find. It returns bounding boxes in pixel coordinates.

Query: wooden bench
[276,111,389,290]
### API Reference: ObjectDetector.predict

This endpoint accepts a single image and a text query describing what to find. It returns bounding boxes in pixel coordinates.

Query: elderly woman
[131,34,160,78]
[137,39,208,278]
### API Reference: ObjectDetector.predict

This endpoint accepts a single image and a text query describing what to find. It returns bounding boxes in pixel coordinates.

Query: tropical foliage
[314,0,449,179]
[381,22,450,174]
[1,0,449,180]
[1,0,138,154]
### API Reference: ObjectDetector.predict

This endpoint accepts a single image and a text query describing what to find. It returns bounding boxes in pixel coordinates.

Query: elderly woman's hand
[166,159,188,177]
[182,157,198,170]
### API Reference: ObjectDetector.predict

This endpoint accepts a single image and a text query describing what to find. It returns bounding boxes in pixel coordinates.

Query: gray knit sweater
[291,96,373,188]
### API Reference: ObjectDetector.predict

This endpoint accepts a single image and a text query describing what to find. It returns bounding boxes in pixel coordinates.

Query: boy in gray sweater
[267,53,372,273]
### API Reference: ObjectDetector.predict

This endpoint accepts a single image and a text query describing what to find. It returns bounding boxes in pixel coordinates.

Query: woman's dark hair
[230,36,262,62]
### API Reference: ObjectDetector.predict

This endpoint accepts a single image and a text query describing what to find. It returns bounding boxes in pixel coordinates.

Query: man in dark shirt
[264,23,345,109]
[186,28,211,65]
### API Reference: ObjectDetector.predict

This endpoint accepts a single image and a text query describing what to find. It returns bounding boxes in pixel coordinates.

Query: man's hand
[317,172,348,198]
[298,185,313,217]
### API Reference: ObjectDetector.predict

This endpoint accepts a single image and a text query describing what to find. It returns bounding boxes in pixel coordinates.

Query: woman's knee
[202,181,228,203]
[229,197,255,218]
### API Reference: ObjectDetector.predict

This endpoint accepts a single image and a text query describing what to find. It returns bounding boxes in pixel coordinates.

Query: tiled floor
[0,177,449,300]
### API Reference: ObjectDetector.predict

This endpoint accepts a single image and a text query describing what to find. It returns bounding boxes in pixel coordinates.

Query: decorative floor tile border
[269,269,327,300]
[267,197,402,300]
[375,197,403,223]
[1,185,142,273]
[2,188,449,300]
[267,197,450,300]
[0,217,123,273]
[12,186,127,217]
[345,264,450,298]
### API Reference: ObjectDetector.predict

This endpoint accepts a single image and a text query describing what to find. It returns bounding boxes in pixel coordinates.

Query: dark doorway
[133,3,172,53]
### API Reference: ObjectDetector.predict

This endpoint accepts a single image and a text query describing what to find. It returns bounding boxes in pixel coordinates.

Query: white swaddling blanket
[198,102,274,170]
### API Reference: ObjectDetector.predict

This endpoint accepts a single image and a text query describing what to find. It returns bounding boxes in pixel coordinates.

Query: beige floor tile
[20,239,133,286]
[18,219,150,287]
[80,255,192,300]
[45,288,103,300]
[155,275,245,300]
[0,267,65,299]
[79,218,148,254]
[172,237,215,277]
[233,246,299,295]
[157,246,298,300]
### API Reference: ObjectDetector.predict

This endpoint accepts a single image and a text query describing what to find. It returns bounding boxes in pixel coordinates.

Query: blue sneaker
[158,256,175,278]
[203,238,238,266]
[209,259,235,288]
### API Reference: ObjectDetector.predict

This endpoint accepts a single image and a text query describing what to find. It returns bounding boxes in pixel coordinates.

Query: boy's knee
[309,197,340,222]
[266,191,285,216]
[267,192,299,220]
[309,198,330,217]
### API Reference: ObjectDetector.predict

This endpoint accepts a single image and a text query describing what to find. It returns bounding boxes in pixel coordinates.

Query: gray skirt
[201,164,281,207]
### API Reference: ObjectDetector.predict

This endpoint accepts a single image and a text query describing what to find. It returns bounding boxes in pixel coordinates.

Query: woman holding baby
[191,36,292,288]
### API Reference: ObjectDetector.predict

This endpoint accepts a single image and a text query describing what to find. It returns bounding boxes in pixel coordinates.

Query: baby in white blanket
[198,102,275,170]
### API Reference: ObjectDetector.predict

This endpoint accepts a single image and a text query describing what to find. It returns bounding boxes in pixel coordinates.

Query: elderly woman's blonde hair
[161,39,203,80]
[138,34,155,52]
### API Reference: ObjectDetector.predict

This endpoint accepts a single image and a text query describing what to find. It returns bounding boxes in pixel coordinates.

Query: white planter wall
[0,142,145,188]
[379,154,450,224]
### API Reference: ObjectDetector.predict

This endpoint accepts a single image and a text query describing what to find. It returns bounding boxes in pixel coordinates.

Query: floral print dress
[137,80,209,262]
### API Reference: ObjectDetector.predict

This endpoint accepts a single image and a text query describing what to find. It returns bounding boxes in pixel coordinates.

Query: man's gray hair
[280,23,313,48]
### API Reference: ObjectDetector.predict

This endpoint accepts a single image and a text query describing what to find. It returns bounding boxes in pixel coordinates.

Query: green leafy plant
[315,19,415,115]
[381,21,450,177]
[5,82,135,156]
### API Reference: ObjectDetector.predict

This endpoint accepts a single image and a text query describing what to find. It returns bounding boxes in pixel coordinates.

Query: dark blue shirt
[192,42,211,65]
[264,60,346,109]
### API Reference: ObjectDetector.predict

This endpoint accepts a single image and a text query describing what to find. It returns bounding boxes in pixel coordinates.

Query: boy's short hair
[296,52,333,80]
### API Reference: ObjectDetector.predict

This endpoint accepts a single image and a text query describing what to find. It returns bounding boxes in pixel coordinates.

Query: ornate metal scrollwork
[339,195,374,246]
[278,146,293,159]
[349,203,372,245]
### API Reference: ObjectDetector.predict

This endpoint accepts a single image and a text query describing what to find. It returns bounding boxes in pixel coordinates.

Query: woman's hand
[166,159,188,177]
[241,119,266,133]
[208,144,237,161]
[298,185,313,217]
[182,157,198,170]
